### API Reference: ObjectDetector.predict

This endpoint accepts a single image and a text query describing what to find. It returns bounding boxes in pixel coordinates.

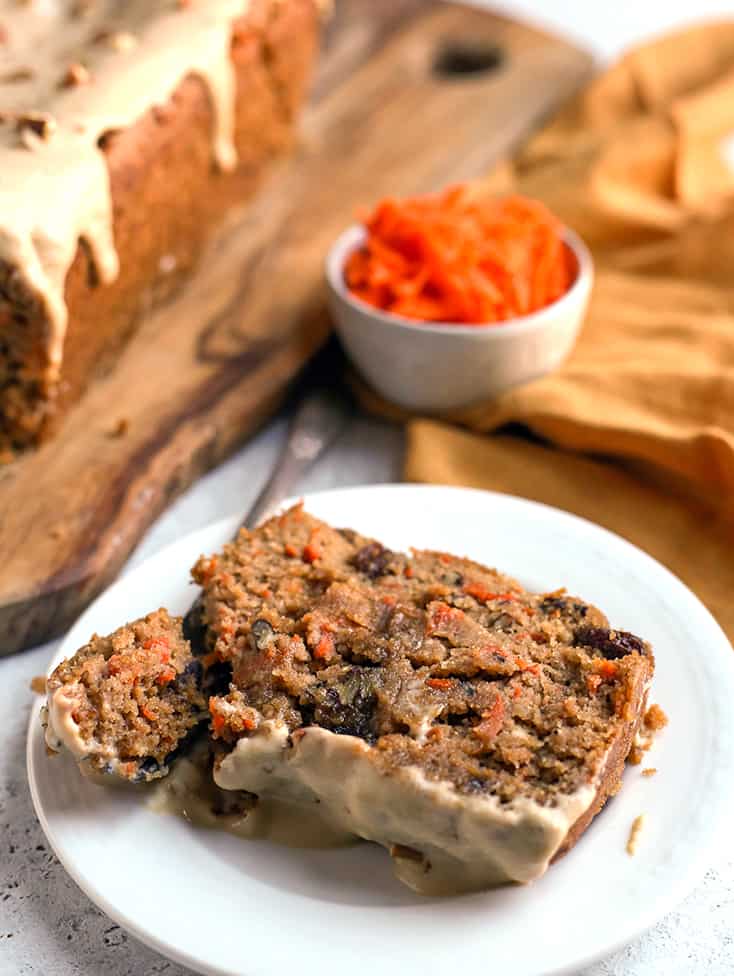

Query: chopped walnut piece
[16,112,56,142]
[59,63,91,88]
[626,814,645,855]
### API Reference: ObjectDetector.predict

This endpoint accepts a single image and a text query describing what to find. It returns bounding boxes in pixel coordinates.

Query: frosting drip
[0,0,247,381]
[214,721,599,894]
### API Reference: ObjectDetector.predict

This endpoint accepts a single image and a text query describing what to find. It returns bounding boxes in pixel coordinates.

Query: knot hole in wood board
[432,40,505,79]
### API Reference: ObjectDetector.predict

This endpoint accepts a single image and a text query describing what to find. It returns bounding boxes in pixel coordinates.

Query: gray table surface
[1,413,733,975]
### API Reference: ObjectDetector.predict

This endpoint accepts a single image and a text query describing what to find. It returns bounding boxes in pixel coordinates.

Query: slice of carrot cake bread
[44,609,207,783]
[193,505,654,893]
[42,505,654,891]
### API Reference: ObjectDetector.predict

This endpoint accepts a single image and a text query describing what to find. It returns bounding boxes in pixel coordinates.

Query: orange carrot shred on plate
[345,186,574,325]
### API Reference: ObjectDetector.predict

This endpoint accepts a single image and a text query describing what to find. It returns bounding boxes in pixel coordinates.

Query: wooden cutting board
[0,0,592,655]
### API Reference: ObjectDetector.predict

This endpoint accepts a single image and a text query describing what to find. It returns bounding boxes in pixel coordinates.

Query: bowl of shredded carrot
[326,185,592,411]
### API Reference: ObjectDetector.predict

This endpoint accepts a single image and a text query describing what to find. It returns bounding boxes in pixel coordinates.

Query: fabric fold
[351,22,734,640]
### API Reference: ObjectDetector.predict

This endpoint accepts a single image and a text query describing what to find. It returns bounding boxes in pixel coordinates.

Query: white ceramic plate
[27,484,734,976]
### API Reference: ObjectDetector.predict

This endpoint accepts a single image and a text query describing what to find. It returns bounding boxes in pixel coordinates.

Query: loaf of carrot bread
[0,0,320,452]
[44,506,654,891]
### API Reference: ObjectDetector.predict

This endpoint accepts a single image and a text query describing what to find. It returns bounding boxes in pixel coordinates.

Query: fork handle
[243,387,352,530]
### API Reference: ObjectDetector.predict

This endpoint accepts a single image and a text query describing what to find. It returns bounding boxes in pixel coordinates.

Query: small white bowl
[326,224,593,412]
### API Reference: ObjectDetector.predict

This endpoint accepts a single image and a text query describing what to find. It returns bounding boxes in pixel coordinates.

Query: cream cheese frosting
[44,684,94,758]
[0,0,247,382]
[214,720,599,894]
[149,737,356,848]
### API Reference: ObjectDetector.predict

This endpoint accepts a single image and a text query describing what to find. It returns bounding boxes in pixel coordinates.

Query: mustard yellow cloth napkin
[356,23,734,640]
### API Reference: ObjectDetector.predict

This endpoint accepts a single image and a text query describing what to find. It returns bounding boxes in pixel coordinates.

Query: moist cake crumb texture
[45,608,207,782]
[194,505,654,810]
[626,814,645,856]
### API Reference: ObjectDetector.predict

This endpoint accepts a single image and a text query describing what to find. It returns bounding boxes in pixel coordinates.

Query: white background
[1,3,733,975]
[473,0,734,59]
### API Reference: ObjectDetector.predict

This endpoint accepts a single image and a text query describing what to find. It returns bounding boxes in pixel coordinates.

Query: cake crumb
[644,703,668,731]
[641,767,657,777]
[626,814,645,855]
[629,702,668,765]
[30,675,46,695]
[628,744,643,765]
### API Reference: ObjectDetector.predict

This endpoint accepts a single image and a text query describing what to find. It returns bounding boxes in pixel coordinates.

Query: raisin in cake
[193,505,654,893]
[0,0,320,452]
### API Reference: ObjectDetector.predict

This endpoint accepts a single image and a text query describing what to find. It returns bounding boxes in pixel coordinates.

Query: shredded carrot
[474,695,505,743]
[302,542,321,563]
[514,657,540,676]
[142,636,169,650]
[426,678,453,690]
[211,712,226,735]
[427,602,464,629]
[313,633,335,661]
[197,556,218,584]
[463,582,517,603]
[345,187,574,324]
[155,667,176,687]
[209,698,226,736]
[477,643,507,661]
[594,659,619,681]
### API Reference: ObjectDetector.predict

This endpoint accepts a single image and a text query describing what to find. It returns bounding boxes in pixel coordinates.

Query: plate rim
[27,482,734,976]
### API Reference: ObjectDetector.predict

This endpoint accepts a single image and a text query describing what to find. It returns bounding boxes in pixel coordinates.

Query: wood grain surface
[0,0,593,654]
